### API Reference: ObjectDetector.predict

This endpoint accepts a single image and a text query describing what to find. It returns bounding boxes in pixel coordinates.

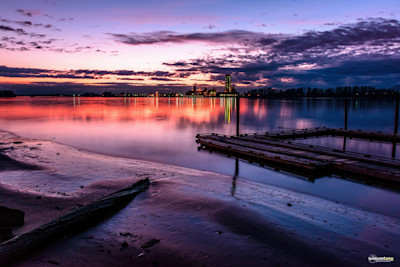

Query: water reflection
[231,157,239,196]
[0,96,400,217]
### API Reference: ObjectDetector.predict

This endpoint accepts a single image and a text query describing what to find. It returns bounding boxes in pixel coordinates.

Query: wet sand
[0,130,399,266]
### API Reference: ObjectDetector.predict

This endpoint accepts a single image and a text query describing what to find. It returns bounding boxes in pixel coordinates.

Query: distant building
[207,88,217,96]
[195,88,205,96]
[186,90,195,96]
[225,74,232,93]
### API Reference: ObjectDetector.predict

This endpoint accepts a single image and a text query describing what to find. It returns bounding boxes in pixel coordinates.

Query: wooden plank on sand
[0,178,150,266]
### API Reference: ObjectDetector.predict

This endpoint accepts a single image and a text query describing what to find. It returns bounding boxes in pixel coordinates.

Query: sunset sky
[0,0,399,94]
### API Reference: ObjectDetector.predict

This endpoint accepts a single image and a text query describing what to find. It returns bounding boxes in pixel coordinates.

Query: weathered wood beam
[0,178,150,266]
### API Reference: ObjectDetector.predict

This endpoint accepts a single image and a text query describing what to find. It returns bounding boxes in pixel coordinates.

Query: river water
[1,96,399,217]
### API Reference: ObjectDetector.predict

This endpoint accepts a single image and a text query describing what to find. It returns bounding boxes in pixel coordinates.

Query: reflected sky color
[1,96,400,218]
[0,0,399,93]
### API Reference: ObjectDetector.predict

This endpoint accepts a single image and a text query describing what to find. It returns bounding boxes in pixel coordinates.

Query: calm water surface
[1,96,399,217]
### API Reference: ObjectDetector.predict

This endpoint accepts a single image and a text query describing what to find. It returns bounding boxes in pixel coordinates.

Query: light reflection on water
[0,96,399,218]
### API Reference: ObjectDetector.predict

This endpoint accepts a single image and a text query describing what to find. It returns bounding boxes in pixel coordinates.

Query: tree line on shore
[246,86,398,98]
[0,90,16,97]
[1,86,399,98]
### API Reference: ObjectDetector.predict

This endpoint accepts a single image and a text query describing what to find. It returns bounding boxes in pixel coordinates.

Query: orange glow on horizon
[0,96,249,125]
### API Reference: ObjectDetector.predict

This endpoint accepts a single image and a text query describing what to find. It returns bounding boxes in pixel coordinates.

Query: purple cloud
[272,18,400,53]
[0,25,28,35]
[109,30,277,46]
[160,18,400,88]
[16,9,37,17]
[0,66,182,80]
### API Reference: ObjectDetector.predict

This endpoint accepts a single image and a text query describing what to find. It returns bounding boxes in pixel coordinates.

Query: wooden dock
[248,127,400,142]
[196,128,400,184]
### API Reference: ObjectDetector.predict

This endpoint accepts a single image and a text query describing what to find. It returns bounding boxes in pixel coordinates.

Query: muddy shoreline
[0,130,399,266]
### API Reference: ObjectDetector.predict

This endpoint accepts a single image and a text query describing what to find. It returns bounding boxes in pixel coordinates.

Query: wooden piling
[342,136,347,151]
[394,94,399,135]
[344,99,348,130]
[236,95,240,136]
[392,142,397,159]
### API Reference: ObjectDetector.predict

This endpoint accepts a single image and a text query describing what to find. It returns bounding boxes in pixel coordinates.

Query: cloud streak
[0,24,28,35]
[0,66,182,80]
[109,30,277,46]
[16,9,36,17]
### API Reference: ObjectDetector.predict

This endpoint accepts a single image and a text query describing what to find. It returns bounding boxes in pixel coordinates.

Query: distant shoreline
[3,94,398,99]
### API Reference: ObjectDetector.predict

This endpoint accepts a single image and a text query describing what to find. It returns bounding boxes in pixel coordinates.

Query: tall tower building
[225,74,232,93]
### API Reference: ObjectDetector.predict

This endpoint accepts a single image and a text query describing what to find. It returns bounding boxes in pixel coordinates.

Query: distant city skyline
[0,0,399,94]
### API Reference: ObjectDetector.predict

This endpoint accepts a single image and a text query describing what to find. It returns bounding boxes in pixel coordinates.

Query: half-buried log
[0,178,150,265]
[0,206,24,227]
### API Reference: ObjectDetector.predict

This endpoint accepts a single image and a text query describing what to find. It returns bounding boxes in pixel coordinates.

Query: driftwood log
[0,206,24,227]
[0,178,150,265]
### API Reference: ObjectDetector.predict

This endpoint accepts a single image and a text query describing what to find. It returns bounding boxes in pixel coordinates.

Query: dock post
[236,95,240,136]
[392,142,397,158]
[342,137,347,151]
[394,94,399,135]
[344,99,348,130]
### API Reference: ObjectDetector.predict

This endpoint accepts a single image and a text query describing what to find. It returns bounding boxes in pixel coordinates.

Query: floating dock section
[196,127,400,184]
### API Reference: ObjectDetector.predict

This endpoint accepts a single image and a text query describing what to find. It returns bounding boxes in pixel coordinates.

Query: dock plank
[197,137,328,170]
[247,127,400,142]
[197,131,400,184]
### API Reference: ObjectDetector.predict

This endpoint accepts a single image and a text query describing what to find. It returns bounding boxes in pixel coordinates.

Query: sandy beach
[0,129,399,266]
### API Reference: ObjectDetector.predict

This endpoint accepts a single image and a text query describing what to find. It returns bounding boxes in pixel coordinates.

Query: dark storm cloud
[310,58,400,76]
[256,56,400,89]
[0,66,44,76]
[109,30,277,46]
[160,18,400,88]
[272,18,400,53]
[0,66,106,79]
[0,66,98,79]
